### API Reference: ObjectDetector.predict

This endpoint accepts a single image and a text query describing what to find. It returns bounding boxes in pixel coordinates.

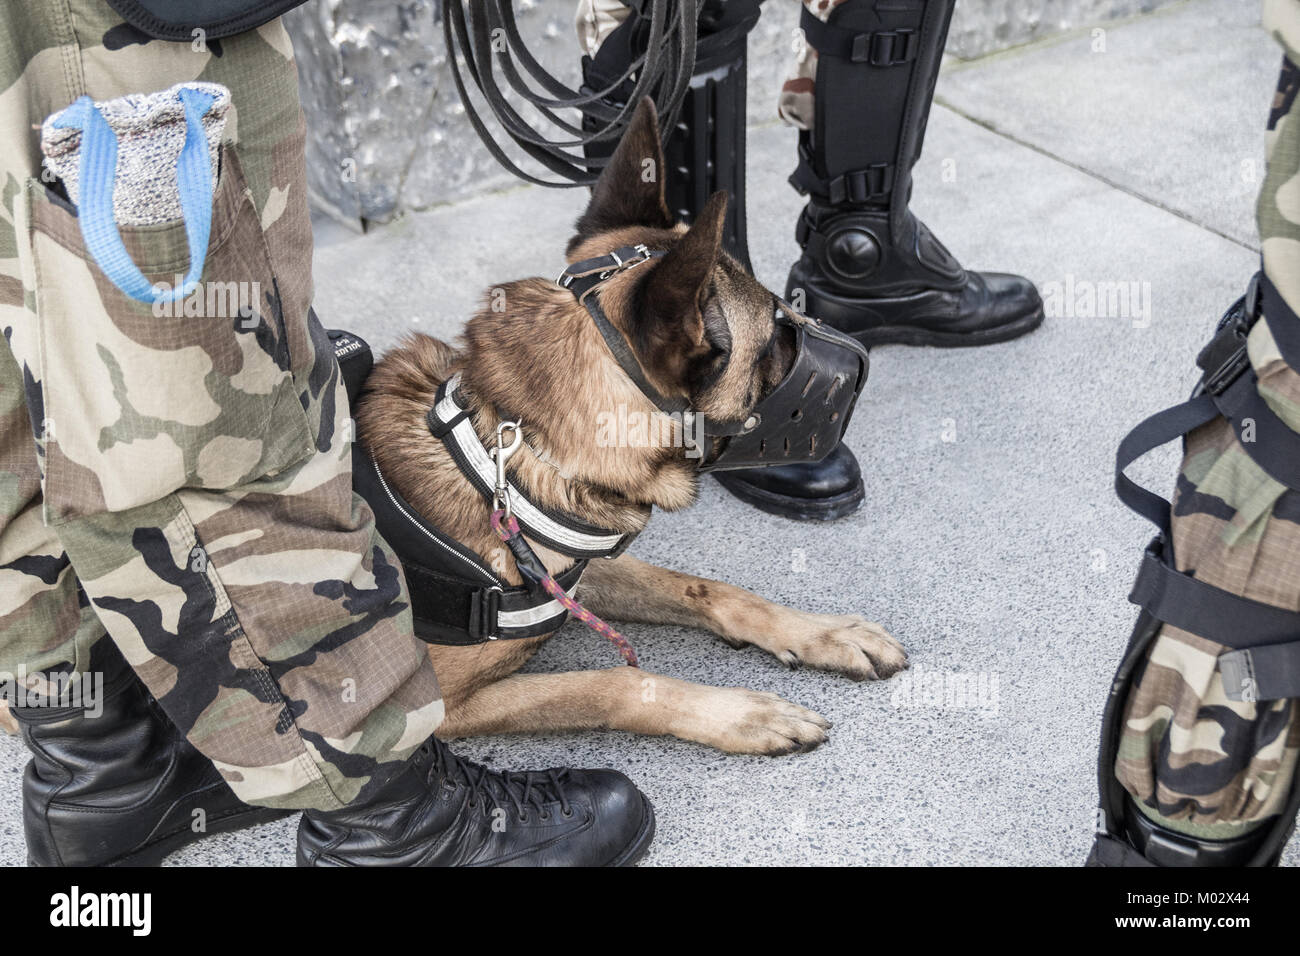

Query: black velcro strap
[1213,361,1300,492]
[408,558,586,646]
[799,6,917,65]
[1128,538,1300,650]
[788,146,893,204]
[405,561,497,645]
[1115,394,1222,536]
[1221,642,1300,702]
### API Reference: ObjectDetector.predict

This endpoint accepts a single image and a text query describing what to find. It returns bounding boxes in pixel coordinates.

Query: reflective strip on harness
[429,373,633,559]
[497,585,580,629]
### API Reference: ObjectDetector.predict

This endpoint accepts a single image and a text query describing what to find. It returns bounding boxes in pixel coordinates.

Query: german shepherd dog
[357,100,906,756]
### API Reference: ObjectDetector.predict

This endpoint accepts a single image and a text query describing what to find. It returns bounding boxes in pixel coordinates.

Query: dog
[355,99,906,756]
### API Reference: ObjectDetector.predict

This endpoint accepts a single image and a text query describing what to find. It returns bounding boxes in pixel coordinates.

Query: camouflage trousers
[1114,0,1300,838]
[0,2,443,810]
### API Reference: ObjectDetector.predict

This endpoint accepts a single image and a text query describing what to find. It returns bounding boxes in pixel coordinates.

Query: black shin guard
[788,0,962,299]
[583,0,761,266]
[791,0,953,233]
[787,0,1042,347]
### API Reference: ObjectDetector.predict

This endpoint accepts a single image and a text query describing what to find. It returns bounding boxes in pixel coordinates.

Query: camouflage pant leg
[0,1,442,810]
[0,312,106,682]
[1114,0,1300,838]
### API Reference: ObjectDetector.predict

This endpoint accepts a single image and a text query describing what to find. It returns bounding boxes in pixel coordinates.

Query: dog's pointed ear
[571,98,673,245]
[644,191,729,347]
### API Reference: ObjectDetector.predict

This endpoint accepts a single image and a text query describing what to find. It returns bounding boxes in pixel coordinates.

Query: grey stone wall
[285,0,1181,226]
[946,0,1176,57]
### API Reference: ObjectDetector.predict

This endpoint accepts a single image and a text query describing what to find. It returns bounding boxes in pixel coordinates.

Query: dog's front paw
[671,686,831,756]
[772,614,907,682]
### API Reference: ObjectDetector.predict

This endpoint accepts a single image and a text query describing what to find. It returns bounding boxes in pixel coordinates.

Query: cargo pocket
[22,144,314,524]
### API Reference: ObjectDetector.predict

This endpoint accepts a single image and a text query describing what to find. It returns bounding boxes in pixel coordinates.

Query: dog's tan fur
[356,100,905,756]
[0,701,15,736]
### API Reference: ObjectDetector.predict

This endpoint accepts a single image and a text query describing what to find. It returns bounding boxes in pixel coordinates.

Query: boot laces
[421,737,572,821]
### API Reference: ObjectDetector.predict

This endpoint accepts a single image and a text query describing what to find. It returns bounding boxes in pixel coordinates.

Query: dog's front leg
[437,669,831,755]
[577,554,907,681]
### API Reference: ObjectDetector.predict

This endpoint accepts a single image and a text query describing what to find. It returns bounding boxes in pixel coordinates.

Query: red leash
[491,509,639,667]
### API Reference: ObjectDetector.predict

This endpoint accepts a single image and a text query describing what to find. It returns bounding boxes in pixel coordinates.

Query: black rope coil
[442,0,700,187]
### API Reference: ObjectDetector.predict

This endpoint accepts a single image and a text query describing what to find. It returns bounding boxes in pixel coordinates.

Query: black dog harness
[346,360,636,648]
[426,373,637,561]
[1115,272,1300,702]
[353,445,590,645]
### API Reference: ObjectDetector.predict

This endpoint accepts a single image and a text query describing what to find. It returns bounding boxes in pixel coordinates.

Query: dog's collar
[557,243,664,303]
[558,243,697,422]
[559,244,758,439]
[426,373,636,560]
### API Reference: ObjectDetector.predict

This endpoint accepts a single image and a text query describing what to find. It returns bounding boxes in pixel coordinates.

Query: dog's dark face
[568,99,796,435]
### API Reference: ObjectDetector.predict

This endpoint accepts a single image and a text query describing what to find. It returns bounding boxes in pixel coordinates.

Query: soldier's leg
[4,295,298,866]
[2,2,659,869]
[1089,0,1300,866]
[783,0,1042,350]
[0,1,443,819]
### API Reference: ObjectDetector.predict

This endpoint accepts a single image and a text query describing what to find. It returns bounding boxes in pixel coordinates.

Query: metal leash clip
[490,420,523,518]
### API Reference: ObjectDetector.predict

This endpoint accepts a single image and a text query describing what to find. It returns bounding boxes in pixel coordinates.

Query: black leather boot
[583,0,865,521]
[297,735,655,866]
[713,444,864,520]
[786,0,1043,348]
[12,640,290,866]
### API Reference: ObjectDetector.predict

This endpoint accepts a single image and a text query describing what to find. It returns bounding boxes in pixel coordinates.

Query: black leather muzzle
[692,311,869,472]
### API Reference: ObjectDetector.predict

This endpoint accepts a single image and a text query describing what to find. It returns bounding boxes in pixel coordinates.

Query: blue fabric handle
[52,87,218,305]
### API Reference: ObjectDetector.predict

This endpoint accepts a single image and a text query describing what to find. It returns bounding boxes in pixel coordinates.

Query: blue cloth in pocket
[51,85,218,305]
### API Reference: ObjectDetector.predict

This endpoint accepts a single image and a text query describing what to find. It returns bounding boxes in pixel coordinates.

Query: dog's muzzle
[690,310,869,472]
[559,245,870,473]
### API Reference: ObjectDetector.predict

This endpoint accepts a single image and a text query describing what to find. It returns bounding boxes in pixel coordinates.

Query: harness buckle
[855,30,917,66]
[471,585,503,641]
[1197,315,1251,396]
[1200,337,1250,396]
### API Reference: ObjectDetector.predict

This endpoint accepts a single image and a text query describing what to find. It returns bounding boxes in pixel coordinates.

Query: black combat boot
[786,0,1043,347]
[12,639,290,866]
[584,0,866,520]
[297,735,655,866]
